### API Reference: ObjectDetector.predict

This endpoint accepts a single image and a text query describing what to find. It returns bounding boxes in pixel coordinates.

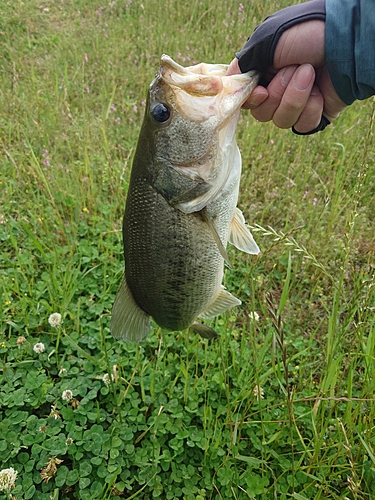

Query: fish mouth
[159,54,259,118]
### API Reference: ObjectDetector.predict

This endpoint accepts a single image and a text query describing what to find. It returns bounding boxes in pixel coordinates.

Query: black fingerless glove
[236,0,329,135]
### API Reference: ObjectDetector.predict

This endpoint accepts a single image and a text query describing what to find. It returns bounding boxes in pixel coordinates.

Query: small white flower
[249,311,260,322]
[49,404,61,419]
[0,467,18,492]
[65,437,74,446]
[33,342,45,354]
[48,312,62,328]
[62,390,73,401]
[59,367,67,376]
[254,385,264,400]
[102,373,112,387]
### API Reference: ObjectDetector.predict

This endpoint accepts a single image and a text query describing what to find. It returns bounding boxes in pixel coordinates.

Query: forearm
[326,0,375,104]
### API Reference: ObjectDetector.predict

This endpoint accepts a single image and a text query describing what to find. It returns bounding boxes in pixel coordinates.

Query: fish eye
[151,103,171,123]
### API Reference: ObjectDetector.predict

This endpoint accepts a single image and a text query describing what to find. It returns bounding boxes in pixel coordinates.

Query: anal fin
[229,207,260,255]
[111,278,151,343]
[199,286,241,319]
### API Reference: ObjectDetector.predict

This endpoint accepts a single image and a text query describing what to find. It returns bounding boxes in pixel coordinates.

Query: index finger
[272,64,316,128]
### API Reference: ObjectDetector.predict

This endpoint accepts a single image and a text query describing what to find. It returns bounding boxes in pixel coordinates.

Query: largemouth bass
[111,55,260,342]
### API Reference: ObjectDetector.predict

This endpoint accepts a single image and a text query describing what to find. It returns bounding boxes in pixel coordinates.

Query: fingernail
[294,64,314,91]
[281,66,297,88]
[246,89,267,107]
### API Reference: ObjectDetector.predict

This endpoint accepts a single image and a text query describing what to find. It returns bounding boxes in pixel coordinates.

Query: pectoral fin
[199,286,241,319]
[153,160,211,210]
[229,208,260,255]
[201,209,231,266]
[111,278,151,343]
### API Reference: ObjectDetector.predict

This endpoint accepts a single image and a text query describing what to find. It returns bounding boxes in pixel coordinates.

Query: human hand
[227,3,347,134]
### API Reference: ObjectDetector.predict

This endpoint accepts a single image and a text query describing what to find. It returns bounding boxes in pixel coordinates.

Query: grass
[1,0,375,499]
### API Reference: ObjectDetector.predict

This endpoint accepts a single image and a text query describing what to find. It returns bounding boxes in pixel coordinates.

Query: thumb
[225,58,241,76]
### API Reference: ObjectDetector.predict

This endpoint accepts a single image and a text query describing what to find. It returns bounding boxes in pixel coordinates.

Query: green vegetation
[1,0,374,499]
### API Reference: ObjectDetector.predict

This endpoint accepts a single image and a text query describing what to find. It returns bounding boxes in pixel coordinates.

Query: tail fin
[190,322,218,339]
[111,278,151,343]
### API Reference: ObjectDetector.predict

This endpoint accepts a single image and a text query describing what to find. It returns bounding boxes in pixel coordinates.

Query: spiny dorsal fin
[199,286,241,319]
[229,208,260,255]
[111,278,151,343]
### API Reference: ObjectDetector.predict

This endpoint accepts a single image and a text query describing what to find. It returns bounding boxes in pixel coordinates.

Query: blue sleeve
[326,0,375,104]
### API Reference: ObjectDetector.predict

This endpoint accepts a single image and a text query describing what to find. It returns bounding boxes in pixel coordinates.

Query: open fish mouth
[158,54,259,125]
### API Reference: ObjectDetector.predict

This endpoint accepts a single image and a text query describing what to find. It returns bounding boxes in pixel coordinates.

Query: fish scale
[125,184,221,331]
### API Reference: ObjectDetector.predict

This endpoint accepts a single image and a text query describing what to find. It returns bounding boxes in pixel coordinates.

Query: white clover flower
[249,311,260,322]
[62,390,73,401]
[48,312,62,328]
[0,467,18,492]
[59,367,67,376]
[49,404,61,419]
[33,342,45,354]
[102,373,112,387]
[65,437,73,446]
[254,385,264,400]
